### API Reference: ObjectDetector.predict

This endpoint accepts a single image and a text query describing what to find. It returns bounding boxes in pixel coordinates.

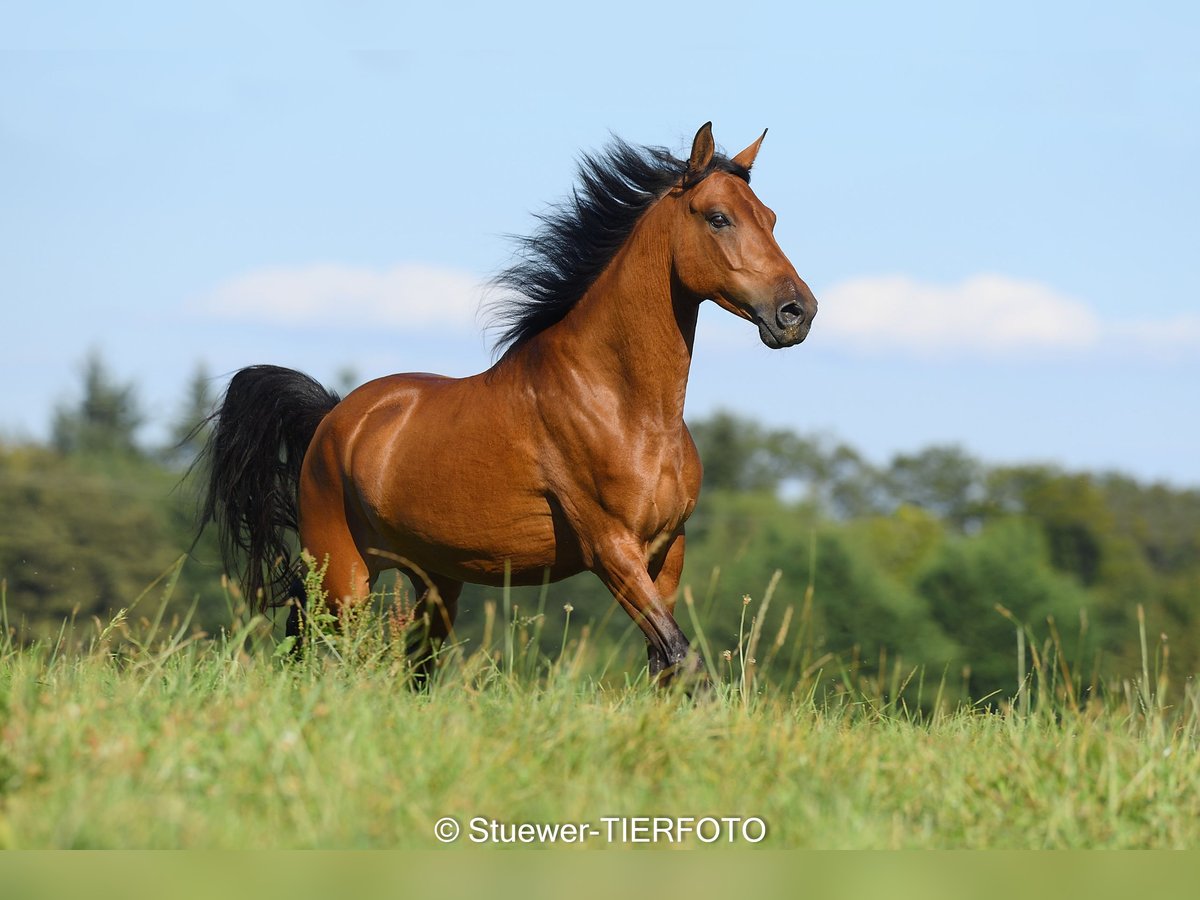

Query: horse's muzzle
[757,280,817,348]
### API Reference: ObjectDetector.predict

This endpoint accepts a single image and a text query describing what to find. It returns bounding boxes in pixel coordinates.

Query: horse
[197,122,817,683]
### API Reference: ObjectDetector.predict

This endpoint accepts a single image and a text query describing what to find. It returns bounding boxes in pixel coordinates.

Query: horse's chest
[605,445,700,537]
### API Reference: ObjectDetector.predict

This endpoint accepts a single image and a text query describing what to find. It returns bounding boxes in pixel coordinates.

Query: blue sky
[2,2,1198,485]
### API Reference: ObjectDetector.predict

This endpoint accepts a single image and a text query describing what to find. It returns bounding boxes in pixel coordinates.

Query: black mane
[489,136,750,355]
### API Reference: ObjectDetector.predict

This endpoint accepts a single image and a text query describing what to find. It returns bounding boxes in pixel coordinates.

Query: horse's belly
[370,490,584,587]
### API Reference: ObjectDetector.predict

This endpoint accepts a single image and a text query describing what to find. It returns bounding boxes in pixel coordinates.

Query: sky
[2,2,1198,486]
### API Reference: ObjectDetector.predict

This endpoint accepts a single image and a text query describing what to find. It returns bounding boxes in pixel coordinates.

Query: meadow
[1,566,1197,850]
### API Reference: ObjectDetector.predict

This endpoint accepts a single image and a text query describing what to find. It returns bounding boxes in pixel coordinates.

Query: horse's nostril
[777,302,804,328]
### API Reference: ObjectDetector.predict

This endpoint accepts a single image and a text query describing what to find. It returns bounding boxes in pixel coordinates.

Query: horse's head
[669,122,817,349]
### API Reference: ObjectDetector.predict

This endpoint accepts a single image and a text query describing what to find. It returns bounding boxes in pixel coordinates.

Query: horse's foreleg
[646,530,689,678]
[594,534,695,686]
[405,571,463,688]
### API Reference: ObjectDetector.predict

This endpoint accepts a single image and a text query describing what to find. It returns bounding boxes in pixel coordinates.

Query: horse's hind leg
[285,577,306,642]
[280,538,371,656]
[298,507,374,623]
[402,570,462,687]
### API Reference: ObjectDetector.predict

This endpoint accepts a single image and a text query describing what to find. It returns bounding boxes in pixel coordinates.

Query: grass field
[1,570,1198,850]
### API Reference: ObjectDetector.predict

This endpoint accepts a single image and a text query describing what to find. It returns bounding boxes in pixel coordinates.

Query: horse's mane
[489,136,750,355]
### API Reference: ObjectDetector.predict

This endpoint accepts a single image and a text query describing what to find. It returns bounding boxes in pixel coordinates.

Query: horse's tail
[195,365,341,612]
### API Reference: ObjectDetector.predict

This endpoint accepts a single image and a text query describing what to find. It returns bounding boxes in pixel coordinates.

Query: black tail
[194,365,340,611]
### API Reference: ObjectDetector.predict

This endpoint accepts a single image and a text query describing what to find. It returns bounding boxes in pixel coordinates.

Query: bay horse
[198,122,817,682]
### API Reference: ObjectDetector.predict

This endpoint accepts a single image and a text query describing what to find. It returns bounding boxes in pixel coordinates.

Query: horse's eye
[707,212,731,229]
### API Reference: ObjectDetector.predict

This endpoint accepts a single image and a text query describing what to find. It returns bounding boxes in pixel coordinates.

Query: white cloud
[1112,314,1200,357]
[817,274,1101,357]
[196,264,1199,364]
[195,263,485,330]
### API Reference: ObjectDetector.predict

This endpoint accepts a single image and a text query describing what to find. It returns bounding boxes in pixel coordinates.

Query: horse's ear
[687,122,715,176]
[731,129,768,171]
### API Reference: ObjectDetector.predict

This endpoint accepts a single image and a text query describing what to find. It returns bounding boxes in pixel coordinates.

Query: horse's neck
[541,219,697,426]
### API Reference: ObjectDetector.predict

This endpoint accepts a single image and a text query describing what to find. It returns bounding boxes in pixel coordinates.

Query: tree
[51,351,144,458]
[806,527,960,670]
[916,518,1094,700]
[687,410,860,503]
[988,467,1115,587]
[166,363,216,466]
[333,366,359,398]
[885,445,984,531]
[0,444,186,626]
[821,442,890,519]
[688,410,765,492]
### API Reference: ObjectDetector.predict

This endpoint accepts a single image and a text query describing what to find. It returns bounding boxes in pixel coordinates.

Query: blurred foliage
[165,363,216,467]
[2,359,1199,703]
[50,352,144,458]
[0,444,229,635]
[916,519,1094,694]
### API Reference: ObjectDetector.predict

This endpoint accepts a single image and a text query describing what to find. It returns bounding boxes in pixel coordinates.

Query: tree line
[2,352,1197,700]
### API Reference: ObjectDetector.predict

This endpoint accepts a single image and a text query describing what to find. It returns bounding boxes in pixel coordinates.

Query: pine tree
[167,363,216,465]
[51,351,144,457]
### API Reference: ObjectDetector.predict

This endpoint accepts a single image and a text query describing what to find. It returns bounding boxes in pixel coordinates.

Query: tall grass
[0,564,1198,849]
